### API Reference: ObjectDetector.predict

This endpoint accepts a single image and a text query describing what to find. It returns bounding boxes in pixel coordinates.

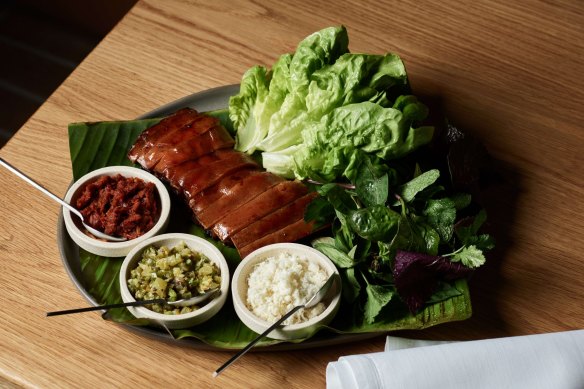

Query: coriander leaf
[364,283,394,324]
[398,169,440,202]
[449,245,486,268]
[424,198,456,242]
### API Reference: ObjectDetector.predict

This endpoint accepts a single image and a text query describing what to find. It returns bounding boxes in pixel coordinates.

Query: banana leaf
[67,109,472,349]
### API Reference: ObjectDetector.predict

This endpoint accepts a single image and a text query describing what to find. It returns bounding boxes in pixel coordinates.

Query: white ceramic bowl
[232,243,341,340]
[119,233,230,329]
[63,166,171,257]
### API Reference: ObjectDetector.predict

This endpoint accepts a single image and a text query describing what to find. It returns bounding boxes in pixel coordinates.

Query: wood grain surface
[1,0,583,387]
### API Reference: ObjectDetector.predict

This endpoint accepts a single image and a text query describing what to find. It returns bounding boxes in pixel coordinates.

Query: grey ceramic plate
[57,84,382,351]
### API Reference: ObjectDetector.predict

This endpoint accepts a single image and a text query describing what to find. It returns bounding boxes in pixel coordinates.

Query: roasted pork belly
[128,108,200,166]
[166,149,233,188]
[153,127,235,175]
[188,169,261,214]
[230,192,318,250]
[212,180,308,241]
[178,151,258,201]
[128,109,319,257]
[195,172,284,228]
[139,115,227,170]
[238,218,316,259]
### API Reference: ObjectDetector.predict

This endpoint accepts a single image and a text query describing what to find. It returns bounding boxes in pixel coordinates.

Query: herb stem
[304,179,356,190]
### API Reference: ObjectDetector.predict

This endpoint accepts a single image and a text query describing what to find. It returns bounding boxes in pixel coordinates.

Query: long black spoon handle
[46,299,167,316]
[213,305,305,377]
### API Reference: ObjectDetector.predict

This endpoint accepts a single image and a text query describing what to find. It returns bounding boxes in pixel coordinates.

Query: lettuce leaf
[291,100,434,181]
[229,25,426,175]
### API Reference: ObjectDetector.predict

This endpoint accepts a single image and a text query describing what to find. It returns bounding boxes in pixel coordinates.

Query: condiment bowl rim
[63,165,171,256]
[119,233,230,322]
[231,243,341,332]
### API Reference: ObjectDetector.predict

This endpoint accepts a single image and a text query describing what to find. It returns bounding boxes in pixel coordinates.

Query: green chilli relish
[127,241,221,315]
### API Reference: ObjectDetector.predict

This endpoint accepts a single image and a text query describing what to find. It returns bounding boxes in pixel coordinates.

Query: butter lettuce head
[230,26,349,153]
[229,26,433,181]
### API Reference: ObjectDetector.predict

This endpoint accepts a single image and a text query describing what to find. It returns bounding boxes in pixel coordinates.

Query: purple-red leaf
[393,250,473,313]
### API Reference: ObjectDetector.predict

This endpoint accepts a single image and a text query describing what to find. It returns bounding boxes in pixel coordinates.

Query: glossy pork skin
[212,180,308,241]
[127,109,318,254]
[128,108,201,167]
[195,172,284,228]
[230,192,318,250]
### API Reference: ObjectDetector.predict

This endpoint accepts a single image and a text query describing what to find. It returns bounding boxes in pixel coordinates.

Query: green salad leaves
[229,26,433,181]
[230,26,494,324]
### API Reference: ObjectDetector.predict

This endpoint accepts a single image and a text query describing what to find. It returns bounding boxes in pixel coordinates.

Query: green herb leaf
[397,169,440,202]
[355,156,389,207]
[364,283,395,324]
[449,245,486,268]
[451,193,472,210]
[333,210,355,251]
[466,234,496,251]
[455,209,495,251]
[312,238,356,268]
[304,196,335,229]
[414,221,441,256]
[348,205,400,242]
[424,198,456,242]
[456,209,487,243]
[341,268,361,303]
[318,183,357,215]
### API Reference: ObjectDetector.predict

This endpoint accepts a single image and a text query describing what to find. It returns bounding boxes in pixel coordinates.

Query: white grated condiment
[246,251,328,325]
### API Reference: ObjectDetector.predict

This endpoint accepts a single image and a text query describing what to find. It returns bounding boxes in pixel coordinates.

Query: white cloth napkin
[326,330,584,389]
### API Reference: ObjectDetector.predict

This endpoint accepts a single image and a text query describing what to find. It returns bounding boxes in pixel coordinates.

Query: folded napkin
[326,330,584,389]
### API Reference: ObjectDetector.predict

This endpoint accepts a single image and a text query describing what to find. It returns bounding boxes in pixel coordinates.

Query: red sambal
[75,174,159,240]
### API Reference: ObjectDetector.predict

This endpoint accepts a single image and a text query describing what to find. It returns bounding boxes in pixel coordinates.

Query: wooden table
[1,0,582,387]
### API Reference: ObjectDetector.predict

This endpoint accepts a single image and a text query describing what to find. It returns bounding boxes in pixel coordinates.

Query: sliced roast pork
[152,126,234,175]
[212,180,308,241]
[195,172,284,228]
[127,109,319,257]
[230,192,318,250]
[128,108,200,167]
[177,151,258,201]
[238,218,317,258]
[188,169,261,214]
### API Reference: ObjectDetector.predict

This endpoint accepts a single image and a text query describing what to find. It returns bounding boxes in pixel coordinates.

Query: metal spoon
[0,157,127,242]
[213,274,337,377]
[46,288,220,316]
